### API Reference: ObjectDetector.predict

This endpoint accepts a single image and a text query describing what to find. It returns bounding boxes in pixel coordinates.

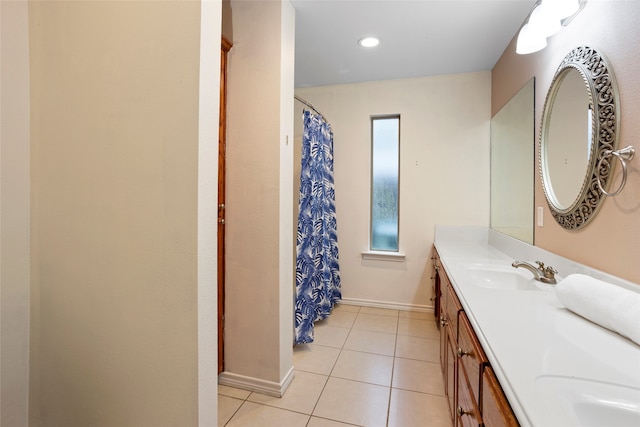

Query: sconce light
[516,0,587,55]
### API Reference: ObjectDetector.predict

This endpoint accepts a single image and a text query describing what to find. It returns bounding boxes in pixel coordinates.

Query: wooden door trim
[218,36,232,374]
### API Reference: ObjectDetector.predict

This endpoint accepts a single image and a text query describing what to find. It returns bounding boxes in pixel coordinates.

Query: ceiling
[292,0,536,88]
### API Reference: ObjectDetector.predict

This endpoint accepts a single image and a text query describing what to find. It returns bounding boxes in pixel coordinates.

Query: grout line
[220,395,245,427]
[385,311,401,427]
[304,313,349,424]
[390,384,447,397]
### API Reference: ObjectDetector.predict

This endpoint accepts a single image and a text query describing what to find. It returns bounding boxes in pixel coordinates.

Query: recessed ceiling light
[358,36,380,48]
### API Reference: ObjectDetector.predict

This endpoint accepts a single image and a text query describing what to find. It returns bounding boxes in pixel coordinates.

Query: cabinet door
[440,303,448,388]
[432,248,442,324]
[439,261,449,379]
[457,363,482,427]
[446,328,457,423]
[446,279,462,339]
[458,313,487,401]
[482,367,519,427]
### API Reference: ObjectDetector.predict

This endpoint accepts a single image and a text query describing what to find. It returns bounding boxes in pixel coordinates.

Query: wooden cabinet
[436,249,463,424]
[458,313,486,400]
[433,247,519,427]
[457,312,486,427]
[445,332,458,422]
[457,368,482,427]
[483,367,519,427]
[431,247,441,324]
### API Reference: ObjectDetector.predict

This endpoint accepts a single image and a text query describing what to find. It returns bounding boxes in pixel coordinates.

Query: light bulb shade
[528,4,562,37]
[358,36,380,47]
[516,23,547,54]
[543,0,580,20]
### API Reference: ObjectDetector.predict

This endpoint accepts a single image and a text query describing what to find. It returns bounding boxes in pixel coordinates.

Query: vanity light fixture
[516,0,587,55]
[516,23,547,55]
[529,3,562,38]
[358,36,380,48]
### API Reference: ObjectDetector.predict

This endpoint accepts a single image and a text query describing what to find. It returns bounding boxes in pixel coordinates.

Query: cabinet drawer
[483,366,519,427]
[458,313,487,400]
[457,365,482,427]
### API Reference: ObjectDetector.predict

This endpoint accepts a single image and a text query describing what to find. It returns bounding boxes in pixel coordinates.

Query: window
[370,115,400,252]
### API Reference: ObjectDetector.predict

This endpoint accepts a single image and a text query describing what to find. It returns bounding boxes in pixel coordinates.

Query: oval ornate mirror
[540,46,619,230]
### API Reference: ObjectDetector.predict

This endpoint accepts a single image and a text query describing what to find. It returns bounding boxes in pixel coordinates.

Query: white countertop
[434,226,640,427]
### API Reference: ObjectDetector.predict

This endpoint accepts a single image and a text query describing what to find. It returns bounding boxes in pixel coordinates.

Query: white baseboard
[218,366,295,398]
[339,297,434,313]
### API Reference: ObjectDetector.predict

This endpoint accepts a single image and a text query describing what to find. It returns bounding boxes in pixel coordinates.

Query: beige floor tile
[360,306,399,317]
[313,324,350,348]
[218,384,251,400]
[353,313,399,334]
[395,335,440,363]
[331,349,394,386]
[225,401,309,427]
[332,303,360,313]
[308,416,361,426]
[392,358,444,395]
[248,371,328,415]
[388,388,451,427]
[397,317,439,339]
[221,304,450,427]
[323,310,358,328]
[344,329,396,356]
[293,343,341,375]
[313,377,390,427]
[423,317,440,339]
[399,310,432,320]
[218,395,243,427]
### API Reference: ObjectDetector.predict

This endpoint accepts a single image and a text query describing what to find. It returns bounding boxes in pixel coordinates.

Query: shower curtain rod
[294,95,328,122]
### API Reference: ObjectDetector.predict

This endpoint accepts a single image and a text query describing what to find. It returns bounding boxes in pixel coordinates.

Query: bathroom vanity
[432,225,640,427]
[435,246,518,427]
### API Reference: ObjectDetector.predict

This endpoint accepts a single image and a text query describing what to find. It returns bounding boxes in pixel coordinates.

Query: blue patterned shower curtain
[295,110,342,344]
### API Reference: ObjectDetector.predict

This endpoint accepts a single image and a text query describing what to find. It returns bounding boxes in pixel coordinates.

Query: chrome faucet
[512,261,558,284]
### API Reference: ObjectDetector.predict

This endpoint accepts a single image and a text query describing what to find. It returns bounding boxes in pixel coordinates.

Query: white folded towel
[556,274,640,346]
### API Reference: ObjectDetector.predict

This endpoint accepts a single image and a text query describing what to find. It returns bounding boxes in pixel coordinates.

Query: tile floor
[218,304,452,427]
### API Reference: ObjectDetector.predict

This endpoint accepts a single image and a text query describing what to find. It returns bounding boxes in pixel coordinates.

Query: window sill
[361,251,406,262]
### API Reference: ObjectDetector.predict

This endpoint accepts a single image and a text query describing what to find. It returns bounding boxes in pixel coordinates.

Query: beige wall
[493,0,640,284]
[29,1,205,425]
[278,0,296,381]
[0,1,31,426]
[224,0,294,387]
[296,72,491,309]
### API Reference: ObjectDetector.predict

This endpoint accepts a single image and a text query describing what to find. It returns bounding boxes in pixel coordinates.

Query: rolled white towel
[556,274,640,346]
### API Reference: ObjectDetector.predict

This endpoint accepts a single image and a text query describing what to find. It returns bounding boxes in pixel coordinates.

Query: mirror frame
[540,46,620,230]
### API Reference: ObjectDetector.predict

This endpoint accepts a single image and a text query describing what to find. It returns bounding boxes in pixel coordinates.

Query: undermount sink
[462,264,547,291]
[536,375,640,427]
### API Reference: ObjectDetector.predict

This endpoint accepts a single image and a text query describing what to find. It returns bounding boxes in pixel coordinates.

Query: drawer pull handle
[457,347,473,358]
[457,406,470,417]
[440,316,448,327]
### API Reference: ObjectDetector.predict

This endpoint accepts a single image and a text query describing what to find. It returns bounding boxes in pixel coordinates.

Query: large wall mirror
[540,46,620,230]
[491,79,535,244]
